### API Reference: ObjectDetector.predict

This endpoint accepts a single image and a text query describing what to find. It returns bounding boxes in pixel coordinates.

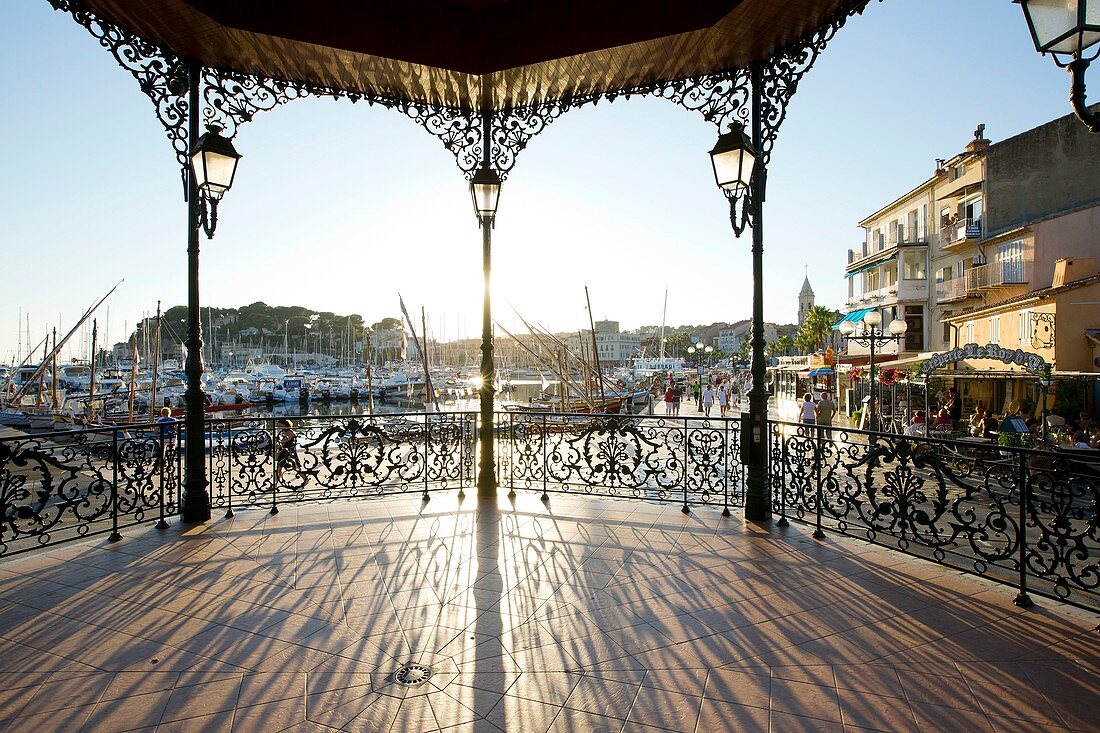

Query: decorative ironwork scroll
[47,0,190,172]
[200,69,485,176]
[1032,311,1056,349]
[772,421,1100,610]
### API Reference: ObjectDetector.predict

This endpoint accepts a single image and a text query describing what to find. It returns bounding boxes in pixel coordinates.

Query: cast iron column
[182,59,211,523]
[477,115,497,498]
[745,60,771,522]
[867,329,877,432]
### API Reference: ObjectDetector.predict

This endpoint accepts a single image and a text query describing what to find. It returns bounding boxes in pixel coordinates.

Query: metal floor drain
[393,664,432,686]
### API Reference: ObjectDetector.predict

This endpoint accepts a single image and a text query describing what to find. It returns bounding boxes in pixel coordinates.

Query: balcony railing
[2,413,1097,610]
[965,258,1031,290]
[935,276,969,301]
[940,217,983,245]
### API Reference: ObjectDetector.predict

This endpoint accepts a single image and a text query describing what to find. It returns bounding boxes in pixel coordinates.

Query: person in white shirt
[799,393,817,425]
[717,384,729,416]
[702,386,715,417]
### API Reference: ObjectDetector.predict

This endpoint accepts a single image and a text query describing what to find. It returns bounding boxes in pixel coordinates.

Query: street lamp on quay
[687,344,713,410]
[837,311,907,432]
[1016,0,1100,133]
[709,118,769,520]
[183,119,242,524]
[470,163,502,498]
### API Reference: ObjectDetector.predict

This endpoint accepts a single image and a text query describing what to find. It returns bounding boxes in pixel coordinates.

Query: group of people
[662,374,748,418]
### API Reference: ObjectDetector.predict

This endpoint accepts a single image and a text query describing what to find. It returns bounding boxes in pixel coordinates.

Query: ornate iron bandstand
[47,0,882,523]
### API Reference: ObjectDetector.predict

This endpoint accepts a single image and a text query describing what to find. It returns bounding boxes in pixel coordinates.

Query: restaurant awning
[832,308,874,330]
[808,367,835,376]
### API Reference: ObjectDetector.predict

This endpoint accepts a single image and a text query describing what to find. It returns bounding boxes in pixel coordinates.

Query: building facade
[567,320,642,366]
[839,109,1100,415]
[841,112,1099,364]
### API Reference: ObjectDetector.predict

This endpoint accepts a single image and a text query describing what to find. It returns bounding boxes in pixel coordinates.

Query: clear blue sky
[0,0,1072,361]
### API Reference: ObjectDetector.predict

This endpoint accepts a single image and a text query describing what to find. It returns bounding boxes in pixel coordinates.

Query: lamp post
[709,114,767,520]
[837,311,907,432]
[1038,370,1053,442]
[182,77,242,523]
[688,345,704,410]
[471,163,501,498]
[1016,0,1100,133]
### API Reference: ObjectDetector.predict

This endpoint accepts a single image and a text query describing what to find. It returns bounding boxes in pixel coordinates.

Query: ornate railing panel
[771,421,1100,610]
[207,413,476,514]
[1,422,179,557]
[497,412,744,511]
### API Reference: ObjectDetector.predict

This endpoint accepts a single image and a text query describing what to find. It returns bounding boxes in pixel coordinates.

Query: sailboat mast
[51,327,59,410]
[150,301,162,417]
[89,319,98,420]
[659,288,667,359]
[584,287,605,403]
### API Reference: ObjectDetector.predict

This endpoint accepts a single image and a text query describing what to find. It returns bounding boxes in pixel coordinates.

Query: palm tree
[796,306,839,354]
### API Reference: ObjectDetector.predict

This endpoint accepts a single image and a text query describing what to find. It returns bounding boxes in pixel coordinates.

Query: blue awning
[808,367,835,377]
[832,308,874,330]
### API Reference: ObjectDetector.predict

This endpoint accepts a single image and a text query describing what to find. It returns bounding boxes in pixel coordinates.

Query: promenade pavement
[0,492,1096,732]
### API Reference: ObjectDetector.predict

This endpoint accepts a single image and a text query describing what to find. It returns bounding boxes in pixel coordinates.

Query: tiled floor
[0,493,1097,732]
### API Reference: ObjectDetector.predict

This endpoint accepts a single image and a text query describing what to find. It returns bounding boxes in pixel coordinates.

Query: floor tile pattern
[0,494,1097,732]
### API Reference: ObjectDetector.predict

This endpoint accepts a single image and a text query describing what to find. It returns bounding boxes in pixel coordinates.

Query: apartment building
[714,320,778,353]
[841,110,1099,363]
[568,320,642,366]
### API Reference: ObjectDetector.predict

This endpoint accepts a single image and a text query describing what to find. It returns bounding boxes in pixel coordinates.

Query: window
[1019,309,1034,345]
[943,322,952,343]
[989,316,1001,343]
[866,269,880,292]
[907,209,919,242]
[966,323,975,344]
[885,266,898,288]
[997,240,1026,283]
[903,251,927,280]
[904,305,923,352]
[935,265,953,283]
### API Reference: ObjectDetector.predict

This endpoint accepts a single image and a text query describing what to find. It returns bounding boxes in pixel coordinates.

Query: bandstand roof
[78,0,862,110]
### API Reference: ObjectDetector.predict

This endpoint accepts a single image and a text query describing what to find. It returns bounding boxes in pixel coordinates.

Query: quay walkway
[0,493,1096,732]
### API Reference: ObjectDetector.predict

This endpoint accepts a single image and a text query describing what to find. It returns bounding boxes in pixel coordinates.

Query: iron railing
[207,413,476,514]
[0,420,180,556]
[770,421,1099,610]
[495,411,745,512]
[3,412,1097,611]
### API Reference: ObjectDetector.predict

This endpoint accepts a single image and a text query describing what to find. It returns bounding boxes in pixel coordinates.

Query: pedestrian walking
[275,419,307,483]
[702,385,715,417]
[815,392,836,427]
[799,393,817,425]
[671,384,682,416]
[717,384,729,417]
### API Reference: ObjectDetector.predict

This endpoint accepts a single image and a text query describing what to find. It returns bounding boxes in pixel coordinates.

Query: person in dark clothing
[946,388,962,428]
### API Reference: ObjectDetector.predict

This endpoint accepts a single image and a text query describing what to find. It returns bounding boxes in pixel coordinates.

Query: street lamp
[709,118,768,520]
[471,164,502,498]
[1017,0,1100,132]
[838,311,907,432]
[688,345,704,409]
[190,125,242,238]
[182,113,242,524]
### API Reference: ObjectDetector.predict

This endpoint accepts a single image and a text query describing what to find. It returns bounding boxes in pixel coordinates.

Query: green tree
[795,306,839,354]
[767,334,796,358]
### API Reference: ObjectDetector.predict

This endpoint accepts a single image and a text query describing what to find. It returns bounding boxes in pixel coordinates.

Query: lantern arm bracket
[1068,57,1100,134]
[192,195,219,239]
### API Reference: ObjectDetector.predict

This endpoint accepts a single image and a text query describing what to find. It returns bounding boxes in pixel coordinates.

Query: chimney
[934,158,946,176]
[1052,258,1098,287]
[966,123,990,153]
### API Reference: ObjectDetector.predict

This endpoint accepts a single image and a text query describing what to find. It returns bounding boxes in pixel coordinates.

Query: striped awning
[832,308,874,330]
[845,254,897,278]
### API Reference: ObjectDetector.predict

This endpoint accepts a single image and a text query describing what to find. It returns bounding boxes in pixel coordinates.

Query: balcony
[939,217,983,248]
[896,278,929,301]
[935,276,971,302]
[965,258,1031,290]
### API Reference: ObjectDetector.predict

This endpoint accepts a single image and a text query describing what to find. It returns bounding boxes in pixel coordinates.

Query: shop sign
[919,343,1047,375]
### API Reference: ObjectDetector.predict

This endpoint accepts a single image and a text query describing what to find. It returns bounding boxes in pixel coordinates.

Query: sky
[0,0,1075,362]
